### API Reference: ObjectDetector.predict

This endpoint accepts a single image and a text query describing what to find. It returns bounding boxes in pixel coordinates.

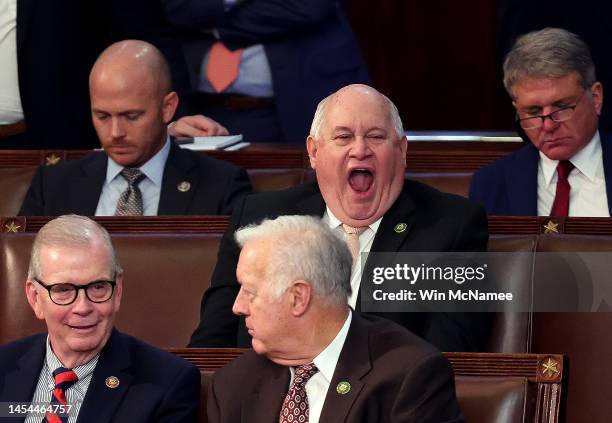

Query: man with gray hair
[470,27,611,216]
[0,215,199,422]
[208,215,464,423]
[190,83,490,352]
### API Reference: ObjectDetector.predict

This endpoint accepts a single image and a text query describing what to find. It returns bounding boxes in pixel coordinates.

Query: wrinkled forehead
[323,90,394,134]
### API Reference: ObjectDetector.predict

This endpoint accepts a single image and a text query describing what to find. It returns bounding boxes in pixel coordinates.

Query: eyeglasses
[34,278,116,306]
[516,91,586,130]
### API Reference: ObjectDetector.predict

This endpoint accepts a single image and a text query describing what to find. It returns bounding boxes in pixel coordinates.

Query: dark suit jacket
[469,132,612,215]
[189,181,490,352]
[0,329,199,423]
[18,141,251,216]
[161,0,370,143]
[208,313,464,423]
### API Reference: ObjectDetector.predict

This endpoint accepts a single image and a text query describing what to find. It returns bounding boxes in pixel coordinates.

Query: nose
[71,289,94,315]
[110,117,125,139]
[350,136,372,159]
[232,288,248,316]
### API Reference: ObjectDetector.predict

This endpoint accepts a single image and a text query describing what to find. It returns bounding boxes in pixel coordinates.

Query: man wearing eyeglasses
[470,27,611,217]
[0,215,199,422]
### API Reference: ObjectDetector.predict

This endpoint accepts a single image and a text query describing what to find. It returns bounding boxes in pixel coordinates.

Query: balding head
[90,40,172,97]
[89,40,179,167]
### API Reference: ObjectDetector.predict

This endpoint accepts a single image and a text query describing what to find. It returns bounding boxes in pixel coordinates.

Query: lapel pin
[336,381,351,395]
[394,223,407,233]
[105,376,120,389]
[177,181,191,192]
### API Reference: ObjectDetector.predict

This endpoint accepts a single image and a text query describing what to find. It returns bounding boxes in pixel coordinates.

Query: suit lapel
[158,143,197,215]
[369,187,415,253]
[0,335,46,411]
[68,153,107,214]
[600,131,612,215]
[505,144,539,215]
[319,314,370,422]
[241,363,289,423]
[76,330,132,423]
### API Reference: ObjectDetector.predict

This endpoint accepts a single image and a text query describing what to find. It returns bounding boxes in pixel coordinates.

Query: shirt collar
[44,335,99,383]
[325,207,383,233]
[105,137,171,185]
[539,131,601,185]
[311,311,352,383]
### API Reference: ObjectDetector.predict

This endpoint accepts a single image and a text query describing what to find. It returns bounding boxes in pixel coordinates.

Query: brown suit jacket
[207,313,464,423]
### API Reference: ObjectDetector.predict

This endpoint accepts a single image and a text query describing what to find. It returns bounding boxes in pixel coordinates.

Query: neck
[268,305,349,367]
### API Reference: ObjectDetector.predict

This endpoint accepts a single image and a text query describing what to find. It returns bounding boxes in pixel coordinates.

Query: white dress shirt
[95,138,171,216]
[324,208,382,308]
[0,0,24,124]
[290,311,351,423]
[537,131,609,217]
[25,336,98,423]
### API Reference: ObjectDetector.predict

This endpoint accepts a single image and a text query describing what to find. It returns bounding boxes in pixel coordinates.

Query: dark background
[345,0,612,132]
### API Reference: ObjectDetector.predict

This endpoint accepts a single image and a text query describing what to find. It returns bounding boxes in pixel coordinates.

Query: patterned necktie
[342,224,367,267]
[279,363,318,423]
[206,41,244,93]
[550,160,575,217]
[43,367,78,423]
[115,168,146,216]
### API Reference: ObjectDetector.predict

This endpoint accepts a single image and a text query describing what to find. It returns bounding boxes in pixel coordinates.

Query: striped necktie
[43,367,78,423]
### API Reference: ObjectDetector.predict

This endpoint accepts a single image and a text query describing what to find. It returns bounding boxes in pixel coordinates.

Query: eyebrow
[519,95,578,111]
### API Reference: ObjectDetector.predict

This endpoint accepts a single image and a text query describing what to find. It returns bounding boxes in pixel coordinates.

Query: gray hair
[503,27,597,97]
[235,215,352,305]
[309,86,404,139]
[28,215,122,280]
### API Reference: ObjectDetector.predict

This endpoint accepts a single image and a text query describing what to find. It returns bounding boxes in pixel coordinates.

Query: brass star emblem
[541,357,560,378]
[45,153,61,165]
[543,220,559,234]
[4,221,21,233]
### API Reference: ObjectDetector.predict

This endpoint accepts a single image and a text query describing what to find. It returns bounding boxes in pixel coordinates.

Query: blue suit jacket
[0,329,199,423]
[469,132,612,215]
[161,0,370,143]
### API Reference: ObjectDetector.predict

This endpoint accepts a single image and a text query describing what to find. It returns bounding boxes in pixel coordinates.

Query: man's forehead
[323,93,391,130]
[513,74,582,103]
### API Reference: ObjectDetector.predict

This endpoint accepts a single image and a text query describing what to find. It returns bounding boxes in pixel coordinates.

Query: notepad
[179,135,244,150]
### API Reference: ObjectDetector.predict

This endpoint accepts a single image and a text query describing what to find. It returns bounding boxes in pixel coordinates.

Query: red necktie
[550,160,575,217]
[44,367,78,423]
[279,363,318,423]
[206,41,244,93]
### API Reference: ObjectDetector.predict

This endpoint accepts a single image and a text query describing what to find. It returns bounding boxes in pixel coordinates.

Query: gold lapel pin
[177,181,191,192]
[105,376,120,389]
[394,223,407,233]
[336,381,351,395]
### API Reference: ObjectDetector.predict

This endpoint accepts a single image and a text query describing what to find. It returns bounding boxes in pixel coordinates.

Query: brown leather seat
[456,376,532,423]
[485,235,538,353]
[0,232,221,347]
[408,172,472,197]
[531,234,612,423]
[0,167,36,216]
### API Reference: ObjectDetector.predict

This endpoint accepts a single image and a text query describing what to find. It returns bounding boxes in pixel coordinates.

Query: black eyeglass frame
[33,278,116,306]
[516,90,587,130]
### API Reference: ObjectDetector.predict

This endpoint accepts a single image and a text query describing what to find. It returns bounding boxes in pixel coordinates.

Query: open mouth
[348,169,374,193]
